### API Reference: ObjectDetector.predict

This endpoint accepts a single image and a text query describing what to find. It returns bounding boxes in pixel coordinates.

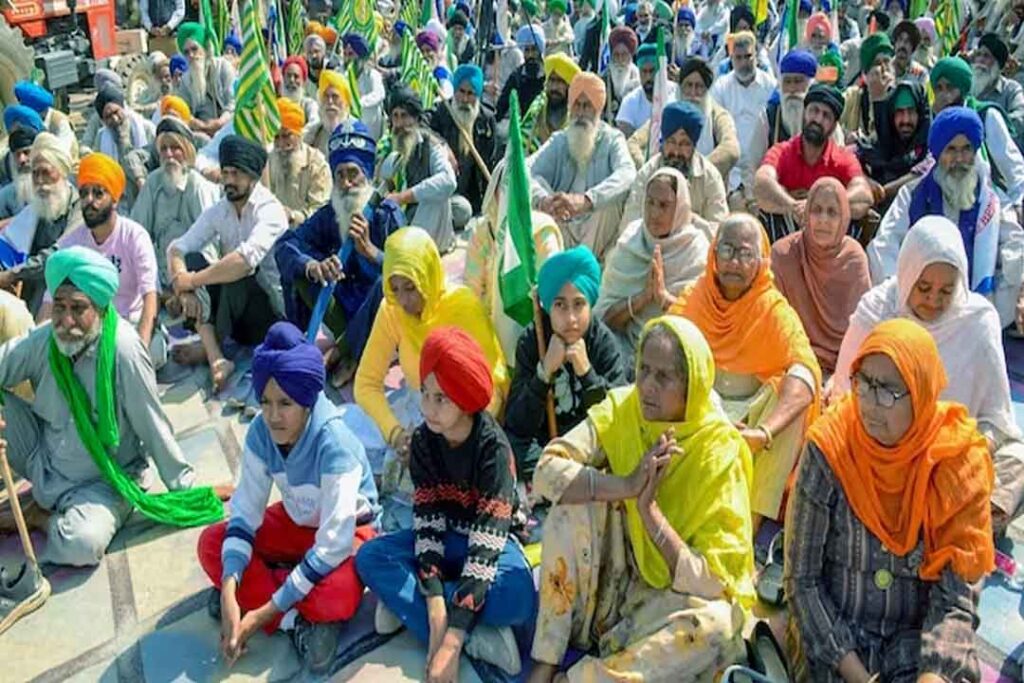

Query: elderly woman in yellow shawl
[348,227,509,527]
[526,315,754,683]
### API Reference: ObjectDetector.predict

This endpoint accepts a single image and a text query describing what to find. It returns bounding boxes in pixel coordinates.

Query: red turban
[420,326,494,413]
[609,26,638,55]
[283,55,309,82]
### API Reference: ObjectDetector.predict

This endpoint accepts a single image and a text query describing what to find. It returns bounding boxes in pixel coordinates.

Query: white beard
[914,45,936,68]
[188,58,209,102]
[282,84,304,103]
[675,34,694,57]
[936,164,980,212]
[609,63,631,95]
[450,101,480,156]
[269,147,304,194]
[566,117,598,169]
[162,160,189,192]
[31,181,71,222]
[320,102,343,133]
[972,63,999,97]
[781,94,805,135]
[332,184,374,239]
[53,318,102,357]
[394,128,421,167]
[14,171,33,206]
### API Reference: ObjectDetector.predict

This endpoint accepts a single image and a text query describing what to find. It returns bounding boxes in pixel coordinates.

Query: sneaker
[0,563,50,635]
[374,600,403,635]
[206,588,221,621]
[290,615,339,674]
[464,625,521,676]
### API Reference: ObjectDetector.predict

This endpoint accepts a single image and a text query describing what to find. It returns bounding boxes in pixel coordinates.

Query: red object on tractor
[2,0,117,60]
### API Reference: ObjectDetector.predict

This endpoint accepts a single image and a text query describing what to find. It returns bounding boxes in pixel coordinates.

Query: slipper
[756,530,785,607]
[749,621,791,682]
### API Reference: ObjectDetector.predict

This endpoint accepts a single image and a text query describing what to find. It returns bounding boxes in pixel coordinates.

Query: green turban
[930,56,973,98]
[522,0,539,17]
[45,246,119,309]
[818,49,844,86]
[859,32,893,72]
[548,0,567,13]
[176,22,211,53]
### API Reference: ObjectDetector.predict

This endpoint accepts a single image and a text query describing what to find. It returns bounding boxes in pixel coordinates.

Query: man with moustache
[166,135,288,391]
[840,33,896,145]
[269,98,332,229]
[44,154,165,368]
[93,83,156,214]
[0,247,209,567]
[522,53,579,154]
[529,73,636,261]
[496,25,548,121]
[869,107,1024,329]
[304,71,354,159]
[136,52,175,119]
[748,50,818,172]
[430,65,500,219]
[619,101,727,239]
[857,80,931,205]
[342,33,387,140]
[892,20,928,86]
[275,122,405,386]
[131,117,220,290]
[972,33,1024,150]
[754,84,875,241]
[176,22,237,137]
[616,43,673,138]
[0,127,39,220]
[279,56,320,129]
[303,33,340,99]
[0,134,81,313]
[379,85,458,253]
[604,27,641,120]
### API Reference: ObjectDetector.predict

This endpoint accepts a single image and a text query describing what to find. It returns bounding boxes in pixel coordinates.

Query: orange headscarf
[276,97,306,134]
[669,220,822,396]
[807,319,994,583]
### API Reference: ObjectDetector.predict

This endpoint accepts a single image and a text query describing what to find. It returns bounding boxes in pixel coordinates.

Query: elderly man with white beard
[529,73,636,261]
[870,107,1024,331]
[275,122,405,386]
[131,117,220,290]
[269,98,332,229]
[379,84,458,253]
[748,50,818,170]
[176,22,237,137]
[604,27,641,120]
[0,128,39,221]
[971,33,1024,150]
[0,134,81,313]
[93,83,156,214]
[341,34,387,140]
[279,56,320,130]
[303,71,354,160]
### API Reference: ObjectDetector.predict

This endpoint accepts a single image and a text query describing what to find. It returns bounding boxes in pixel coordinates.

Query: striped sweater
[410,411,519,630]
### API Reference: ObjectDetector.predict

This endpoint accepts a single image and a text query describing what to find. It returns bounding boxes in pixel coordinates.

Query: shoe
[0,563,50,635]
[374,600,403,635]
[290,615,339,674]
[206,588,221,621]
[464,625,522,676]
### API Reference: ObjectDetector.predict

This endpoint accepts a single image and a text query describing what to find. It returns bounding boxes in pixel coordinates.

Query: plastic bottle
[994,550,1024,590]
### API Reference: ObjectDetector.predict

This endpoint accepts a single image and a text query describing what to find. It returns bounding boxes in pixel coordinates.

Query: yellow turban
[568,72,606,113]
[544,53,580,85]
[160,95,192,122]
[318,70,352,111]
[276,97,306,134]
[78,152,126,202]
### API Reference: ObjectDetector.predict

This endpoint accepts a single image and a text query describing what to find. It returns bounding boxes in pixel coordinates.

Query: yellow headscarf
[382,227,509,394]
[589,315,755,605]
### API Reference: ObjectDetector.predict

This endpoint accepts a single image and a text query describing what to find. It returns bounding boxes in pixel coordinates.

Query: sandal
[756,530,785,606]
[729,621,791,683]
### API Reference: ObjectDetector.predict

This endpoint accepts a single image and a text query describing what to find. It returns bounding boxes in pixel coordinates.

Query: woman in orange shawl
[669,213,821,525]
[784,318,994,683]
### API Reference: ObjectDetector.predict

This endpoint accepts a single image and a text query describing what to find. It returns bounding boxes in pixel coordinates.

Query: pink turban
[568,72,606,113]
[805,12,832,42]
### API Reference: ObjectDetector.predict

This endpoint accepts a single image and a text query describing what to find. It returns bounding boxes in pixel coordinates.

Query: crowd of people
[0,0,1022,679]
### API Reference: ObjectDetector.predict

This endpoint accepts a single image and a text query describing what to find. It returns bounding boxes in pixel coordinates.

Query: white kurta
[709,69,778,192]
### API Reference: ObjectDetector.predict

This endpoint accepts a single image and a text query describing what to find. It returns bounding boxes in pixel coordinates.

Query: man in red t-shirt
[753,83,877,241]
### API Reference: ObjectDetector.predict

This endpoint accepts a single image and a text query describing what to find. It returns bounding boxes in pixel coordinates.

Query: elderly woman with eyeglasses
[785,318,994,683]
[669,213,821,530]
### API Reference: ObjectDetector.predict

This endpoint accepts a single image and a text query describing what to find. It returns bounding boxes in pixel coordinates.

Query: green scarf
[48,309,224,527]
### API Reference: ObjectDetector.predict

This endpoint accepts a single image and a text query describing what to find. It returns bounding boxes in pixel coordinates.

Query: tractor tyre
[0,20,35,109]
[115,53,153,111]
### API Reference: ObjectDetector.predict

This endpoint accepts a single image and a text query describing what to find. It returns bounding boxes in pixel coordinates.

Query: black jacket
[429,102,503,213]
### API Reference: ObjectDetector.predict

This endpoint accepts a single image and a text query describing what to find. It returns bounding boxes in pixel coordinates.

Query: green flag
[200,0,221,56]
[287,0,305,56]
[235,0,281,144]
[336,0,379,53]
[498,91,537,327]
[347,63,363,118]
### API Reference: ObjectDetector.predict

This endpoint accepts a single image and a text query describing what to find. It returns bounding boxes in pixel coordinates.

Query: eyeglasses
[715,243,759,265]
[852,372,911,409]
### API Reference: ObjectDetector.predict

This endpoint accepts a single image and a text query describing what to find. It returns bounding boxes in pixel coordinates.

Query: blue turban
[170,54,188,76]
[661,100,704,145]
[223,30,242,54]
[343,33,370,58]
[45,246,120,309]
[799,0,812,13]
[3,105,43,134]
[252,322,325,407]
[328,120,376,179]
[780,50,817,78]
[677,7,695,27]
[538,246,602,312]
[452,64,484,97]
[516,24,546,53]
[928,106,983,159]
[14,81,53,114]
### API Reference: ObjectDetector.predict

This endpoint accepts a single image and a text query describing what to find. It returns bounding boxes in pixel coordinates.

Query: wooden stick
[0,438,38,568]
[439,97,494,183]
[532,292,558,441]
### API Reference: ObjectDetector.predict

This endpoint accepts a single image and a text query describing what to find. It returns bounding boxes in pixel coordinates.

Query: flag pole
[532,291,558,441]
[435,75,493,183]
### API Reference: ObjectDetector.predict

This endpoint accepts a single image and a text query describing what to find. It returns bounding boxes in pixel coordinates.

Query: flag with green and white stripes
[400,30,438,109]
[200,0,221,55]
[336,0,378,54]
[234,0,281,145]
[287,0,305,56]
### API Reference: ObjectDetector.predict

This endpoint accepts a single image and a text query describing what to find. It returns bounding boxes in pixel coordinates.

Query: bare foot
[330,357,358,388]
[322,345,342,370]
[210,358,236,393]
[172,341,208,366]
[212,483,236,501]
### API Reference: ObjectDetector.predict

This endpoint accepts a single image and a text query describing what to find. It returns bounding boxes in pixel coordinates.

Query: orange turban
[160,95,192,122]
[276,97,305,134]
[78,152,126,202]
[568,72,606,113]
[318,70,352,110]
[420,326,494,413]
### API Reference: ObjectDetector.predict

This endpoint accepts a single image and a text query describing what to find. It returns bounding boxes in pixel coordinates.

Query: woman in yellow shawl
[527,315,754,683]
[669,213,821,527]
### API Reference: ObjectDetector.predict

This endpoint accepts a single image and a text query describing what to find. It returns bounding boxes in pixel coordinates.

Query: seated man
[892,19,929,85]
[13,81,78,162]
[176,22,237,137]
[135,52,174,119]
[604,27,641,120]
[0,105,43,187]
[197,322,379,673]
[521,53,579,154]
[747,49,818,173]
[869,107,1024,329]
[166,135,288,390]
[0,134,81,313]
[429,65,500,223]
[753,84,874,242]
[357,326,536,679]
[857,79,931,207]
[543,0,575,55]
[530,73,636,261]
[0,126,38,221]
[341,34,387,140]
[303,33,338,99]
[269,99,332,229]
[670,214,820,528]
[279,56,320,129]
[615,43,667,139]
[496,25,547,121]
[0,247,223,566]
[275,122,405,385]
[93,83,156,213]
[379,85,458,254]
[840,33,895,146]
[621,101,727,240]
[303,71,354,159]
[971,33,1024,151]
